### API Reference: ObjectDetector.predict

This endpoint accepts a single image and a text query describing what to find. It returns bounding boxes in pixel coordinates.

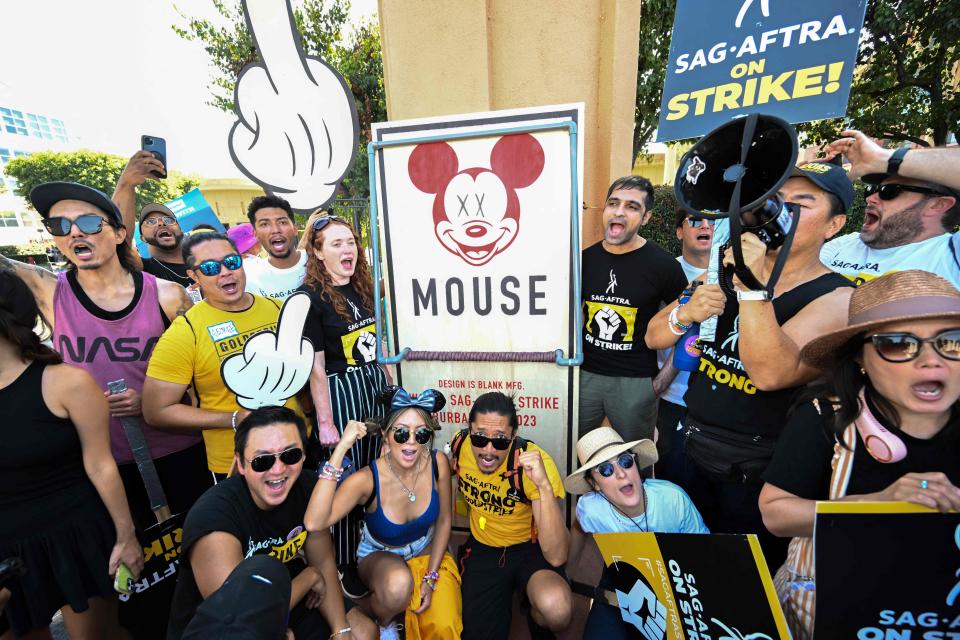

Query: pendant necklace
[605,482,648,532]
[386,452,423,503]
[152,258,190,284]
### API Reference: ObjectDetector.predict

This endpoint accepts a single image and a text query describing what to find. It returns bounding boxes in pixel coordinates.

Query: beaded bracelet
[319,461,345,481]
[422,569,440,591]
[667,305,691,336]
[329,627,352,639]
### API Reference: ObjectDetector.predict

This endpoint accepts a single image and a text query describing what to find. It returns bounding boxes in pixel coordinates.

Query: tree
[172,0,386,199]
[633,0,677,158]
[4,150,201,211]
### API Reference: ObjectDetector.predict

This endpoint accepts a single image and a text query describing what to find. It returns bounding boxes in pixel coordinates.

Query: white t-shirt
[658,256,705,407]
[576,480,709,534]
[243,249,307,301]
[820,232,960,289]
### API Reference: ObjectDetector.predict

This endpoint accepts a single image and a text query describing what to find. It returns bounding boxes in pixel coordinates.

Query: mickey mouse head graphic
[407,133,545,266]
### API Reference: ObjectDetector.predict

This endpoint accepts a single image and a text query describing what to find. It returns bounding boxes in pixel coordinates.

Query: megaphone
[674,114,799,295]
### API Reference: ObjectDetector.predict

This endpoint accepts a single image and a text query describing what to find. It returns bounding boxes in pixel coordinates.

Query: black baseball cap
[139,202,178,229]
[791,162,855,212]
[29,181,123,226]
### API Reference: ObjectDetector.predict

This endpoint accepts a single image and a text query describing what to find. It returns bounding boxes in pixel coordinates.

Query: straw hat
[801,270,960,369]
[563,427,658,495]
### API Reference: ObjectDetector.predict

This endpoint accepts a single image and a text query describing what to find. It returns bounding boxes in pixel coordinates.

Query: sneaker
[379,621,400,640]
[338,563,370,599]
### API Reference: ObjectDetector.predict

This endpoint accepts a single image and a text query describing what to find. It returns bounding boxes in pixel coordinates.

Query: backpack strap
[449,428,470,475]
[502,437,531,504]
[431,448,440,481]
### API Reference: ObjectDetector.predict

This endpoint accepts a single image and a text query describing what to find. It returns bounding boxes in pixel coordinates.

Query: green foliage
[643,184,868,256]
[4,150,201,211]
[634,0,678,157]
[172,1,386,198]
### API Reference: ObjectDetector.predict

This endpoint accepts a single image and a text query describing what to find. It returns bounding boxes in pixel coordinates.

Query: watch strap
[887,146,909,176]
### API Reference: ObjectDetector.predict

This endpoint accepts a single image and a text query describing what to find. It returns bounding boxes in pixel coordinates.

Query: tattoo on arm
[174,287,192,317]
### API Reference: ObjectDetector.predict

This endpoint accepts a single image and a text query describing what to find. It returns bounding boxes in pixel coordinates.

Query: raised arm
[644,276,723,350]
[524,451,568,567]
[825,130,960,190]
[304,420,372,531]
[0,256,57,325]
[112,151,165,238]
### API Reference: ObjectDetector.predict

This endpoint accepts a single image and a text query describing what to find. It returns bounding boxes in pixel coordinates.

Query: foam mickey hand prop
[229,0,359,211]
[221,292,314,409]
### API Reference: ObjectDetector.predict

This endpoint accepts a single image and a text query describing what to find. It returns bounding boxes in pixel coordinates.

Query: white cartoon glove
[595,306,622,341]
[356,331,377,363]
[229,0,359,211]
[222,292,314,409]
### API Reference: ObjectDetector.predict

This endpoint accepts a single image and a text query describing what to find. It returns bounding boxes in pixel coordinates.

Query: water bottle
[672,282,701,372]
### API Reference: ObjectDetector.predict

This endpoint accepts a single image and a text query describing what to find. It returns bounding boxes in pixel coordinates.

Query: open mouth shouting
[912,378,946,403]
[268,234,291,257]
[862,206,881,234]
[398,446,420,465]
[476,451,501,472]
[339,254,356,274]
[219,279,240,296]
[70,240,95,263]
[262,475,289,503]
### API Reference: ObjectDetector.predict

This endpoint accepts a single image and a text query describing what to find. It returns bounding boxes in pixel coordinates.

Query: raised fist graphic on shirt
[595,306,622,341]
[356,331,377,363]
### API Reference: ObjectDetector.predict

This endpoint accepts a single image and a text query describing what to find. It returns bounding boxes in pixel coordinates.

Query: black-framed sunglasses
[863,329,960,362]
[142,215,178,227]
[393,426,433,445]
[194,254,243,276]
[685,217,716,228]
[248,447,304,473]
[44,214,106,237]
[312,215,346,232]
[595,452,637,478]
[864,183,947,201]
[469,432,513,451]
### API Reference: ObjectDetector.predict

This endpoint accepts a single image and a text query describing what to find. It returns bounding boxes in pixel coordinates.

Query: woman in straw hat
[759,270,960,639]
[565,426,707,636]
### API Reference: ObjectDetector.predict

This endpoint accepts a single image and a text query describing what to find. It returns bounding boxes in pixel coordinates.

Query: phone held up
[141,135,167,179]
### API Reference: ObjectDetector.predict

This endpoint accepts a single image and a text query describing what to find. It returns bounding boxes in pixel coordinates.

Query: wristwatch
[736,289,771,302]
[886,146,909,176]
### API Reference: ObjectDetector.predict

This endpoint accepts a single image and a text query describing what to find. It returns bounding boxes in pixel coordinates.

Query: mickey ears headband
[378,386,447,415]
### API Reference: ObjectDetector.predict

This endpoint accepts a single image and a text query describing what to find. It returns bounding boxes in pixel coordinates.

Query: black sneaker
[338,563,370,599]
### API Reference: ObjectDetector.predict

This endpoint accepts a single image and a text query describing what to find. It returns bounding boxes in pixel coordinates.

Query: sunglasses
[595,452,637,478]
[469,432,513,450]
[312,215,346,232]
[142,215,178,227]
[44,214,107,237]
[685,218,716,228]
[864,183,947,201]
[193,254,243,276]
[863,329,960,363]
[393,426,433,445]
[248,447,304,472]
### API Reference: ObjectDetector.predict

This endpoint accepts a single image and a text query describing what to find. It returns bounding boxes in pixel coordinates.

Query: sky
[0,0,378,180]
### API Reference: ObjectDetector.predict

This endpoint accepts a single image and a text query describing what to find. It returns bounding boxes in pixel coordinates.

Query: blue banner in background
[134,188,224,258]
[656,0,868,142]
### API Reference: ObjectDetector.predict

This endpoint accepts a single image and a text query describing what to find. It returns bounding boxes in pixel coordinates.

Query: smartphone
[107,378,128,395]
[114,562,134,594]
[141,135,167,179]
[0,557,25,590]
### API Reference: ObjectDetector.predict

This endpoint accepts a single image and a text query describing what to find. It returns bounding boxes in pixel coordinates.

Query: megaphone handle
[725,113,769,295]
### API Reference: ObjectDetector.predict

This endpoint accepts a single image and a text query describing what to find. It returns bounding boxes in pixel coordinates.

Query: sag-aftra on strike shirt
[581,241,687,377]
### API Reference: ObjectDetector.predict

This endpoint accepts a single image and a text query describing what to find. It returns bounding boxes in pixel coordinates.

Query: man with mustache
[243,195,306,301]
[579,175,689,442]
[821,130,960,287]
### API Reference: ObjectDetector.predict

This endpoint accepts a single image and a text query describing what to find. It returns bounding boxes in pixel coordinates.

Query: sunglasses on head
[44,214,107,237]
[863,329,960,363]
[685,217,716,228]
[393,426,433,445]
[143,215,178,227]
[312,215,346,232]
[248,447,304,473]
[193,254,243,276]
[469,432,513,450]
[594,452,637,478]
[864,183,947,201]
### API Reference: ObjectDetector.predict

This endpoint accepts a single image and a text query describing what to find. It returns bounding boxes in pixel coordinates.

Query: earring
[860,367,866,375]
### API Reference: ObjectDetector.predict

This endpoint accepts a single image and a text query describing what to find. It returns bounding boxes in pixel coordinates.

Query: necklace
[385,452,423,503]
[151,258,189,283]
[604,482,648,532]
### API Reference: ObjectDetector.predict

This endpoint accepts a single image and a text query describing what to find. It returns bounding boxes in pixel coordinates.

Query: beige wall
[378,0,642,246]
[199,178,264,225]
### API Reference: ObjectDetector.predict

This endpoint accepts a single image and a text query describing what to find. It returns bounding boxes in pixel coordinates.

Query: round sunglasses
[193,254,243,276]
[594,452,637,478]
[864,183,948,201]
[685,217,716,228]
[247,446,304,472]
[142,215,178,227]
[469,432,513,450]
[43,214,107,237]
[863,329,960,363]
[393,426,433,445]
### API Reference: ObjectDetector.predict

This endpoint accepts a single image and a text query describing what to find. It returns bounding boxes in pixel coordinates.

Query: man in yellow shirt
[452,392,572,640]
[144,232,302,478]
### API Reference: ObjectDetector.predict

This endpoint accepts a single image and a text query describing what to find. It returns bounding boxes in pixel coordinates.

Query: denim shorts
[356,522,434,561]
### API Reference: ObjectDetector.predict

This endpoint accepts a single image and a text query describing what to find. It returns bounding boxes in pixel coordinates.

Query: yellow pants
[403,552,462,640]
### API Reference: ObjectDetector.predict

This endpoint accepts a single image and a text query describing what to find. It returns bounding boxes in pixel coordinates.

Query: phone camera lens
[145,137,153,144]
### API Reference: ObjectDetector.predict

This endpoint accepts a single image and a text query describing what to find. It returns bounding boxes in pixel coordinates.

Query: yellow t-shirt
[146,295,303,473]
[455,439,565,547]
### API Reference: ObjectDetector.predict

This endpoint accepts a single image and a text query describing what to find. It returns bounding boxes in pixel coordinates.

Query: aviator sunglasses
[863,330,960,363]
[393,426,433,445]
[469,432,513,450]
[43,214,107,237]
[247,447,304,472]
[312,214,347,232]
[194,254,243,276]
[864,183,947,201]
[595,452,638,478]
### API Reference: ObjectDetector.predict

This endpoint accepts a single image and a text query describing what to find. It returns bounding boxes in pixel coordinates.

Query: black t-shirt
[143,257,192,287]
[581,241,687,377]
[298,282,377,373]
[166,473,318,639]
[763,400,960,499]
[684,272,852,437]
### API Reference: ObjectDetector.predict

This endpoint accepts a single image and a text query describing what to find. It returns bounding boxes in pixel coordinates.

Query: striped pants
[323,363,388,565]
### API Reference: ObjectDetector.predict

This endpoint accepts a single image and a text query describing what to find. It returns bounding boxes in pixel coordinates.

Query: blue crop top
[364,451,440,547]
